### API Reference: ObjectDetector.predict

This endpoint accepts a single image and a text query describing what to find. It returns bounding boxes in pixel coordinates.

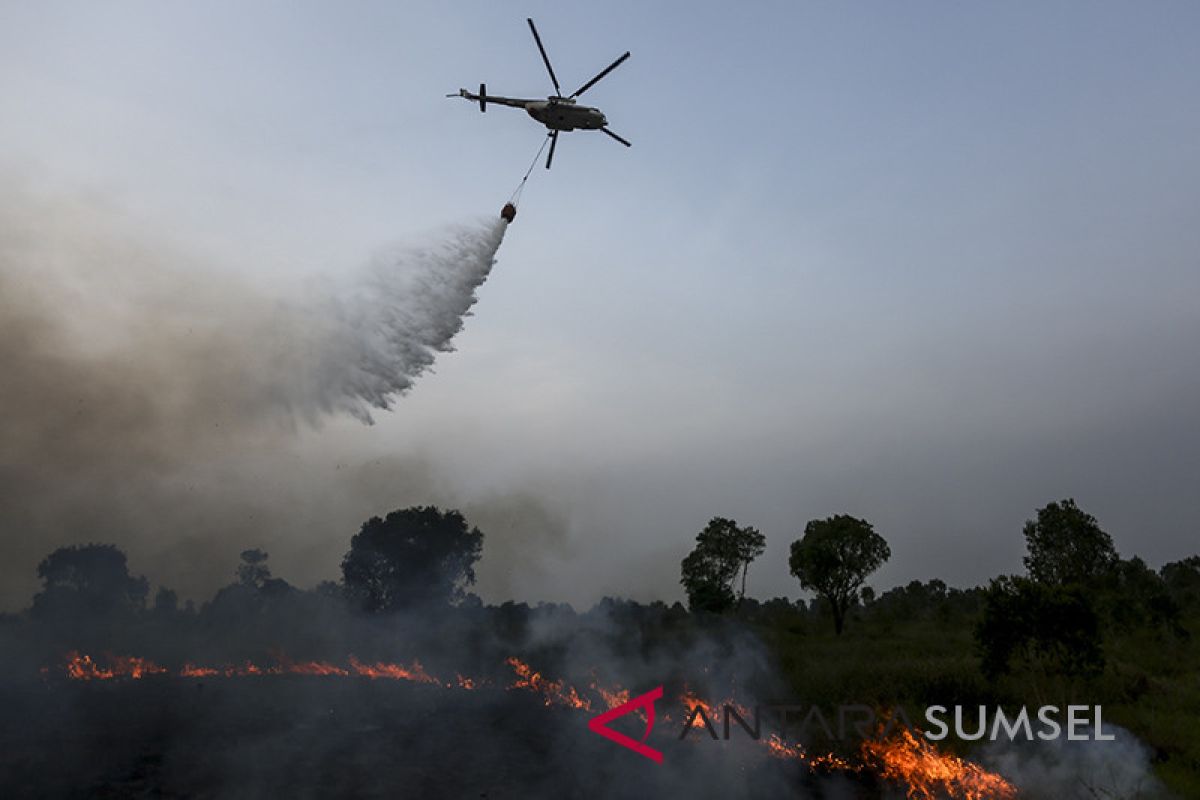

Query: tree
[341,506,483,613]
[679,517,766,613]
[31,544,149,619]
[153,586,179,615]
[976,575,1104,679]
[237,549,271,589]
[789,515,889,635]
[1023,499,1118,586]
[1097,557,1183,636]
[1162,556,1200,612]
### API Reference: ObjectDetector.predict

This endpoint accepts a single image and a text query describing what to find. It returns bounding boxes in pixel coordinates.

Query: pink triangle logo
[587,685,664,763]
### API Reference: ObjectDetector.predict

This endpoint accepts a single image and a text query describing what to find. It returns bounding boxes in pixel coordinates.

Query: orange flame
[592,684,631,710]
[348,656,438,684]
[678,687,753,730]
[860,727,1017,800]
[679,688,715,727]
[59,652,450,685]
[505,657,592,710]
[761,734,854,771]
[53,651,1018,799]
[64,651,167,680]
[180,663,218,678]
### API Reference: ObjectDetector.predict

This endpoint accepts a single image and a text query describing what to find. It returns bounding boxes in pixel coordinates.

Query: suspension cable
[509,134,552,206]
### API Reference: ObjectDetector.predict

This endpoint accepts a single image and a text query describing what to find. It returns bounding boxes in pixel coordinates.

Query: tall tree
[1023,499,1118,586]
[789,515,889,635]
[342,506,483,613]
[679,517,766,613]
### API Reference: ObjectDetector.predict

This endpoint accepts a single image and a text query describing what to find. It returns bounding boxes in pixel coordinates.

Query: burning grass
[47,650,1019,798]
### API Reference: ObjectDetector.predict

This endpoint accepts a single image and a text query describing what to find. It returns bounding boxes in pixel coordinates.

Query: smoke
[0,182,520,608]
[304,220,508,422]
[981,724,1174,799]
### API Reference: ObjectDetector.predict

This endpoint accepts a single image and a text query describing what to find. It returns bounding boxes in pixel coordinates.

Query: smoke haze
[982,724,1171,799]
[0,184,541,609]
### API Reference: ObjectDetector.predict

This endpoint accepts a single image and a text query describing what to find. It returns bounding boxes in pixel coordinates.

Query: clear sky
[2,2,1198,608]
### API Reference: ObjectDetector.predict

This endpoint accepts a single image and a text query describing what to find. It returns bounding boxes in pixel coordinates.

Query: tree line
[678,498,1199,677]
[13,498,1200,685]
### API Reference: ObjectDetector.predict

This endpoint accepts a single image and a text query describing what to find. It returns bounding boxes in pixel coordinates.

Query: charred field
[0,600,876,800]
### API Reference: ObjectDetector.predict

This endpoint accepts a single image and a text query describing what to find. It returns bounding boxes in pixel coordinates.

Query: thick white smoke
[306,219,508,422]
[981,724,1173,799]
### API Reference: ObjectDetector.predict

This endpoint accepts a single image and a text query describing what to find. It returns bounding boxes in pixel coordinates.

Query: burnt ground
[0,677,883,799]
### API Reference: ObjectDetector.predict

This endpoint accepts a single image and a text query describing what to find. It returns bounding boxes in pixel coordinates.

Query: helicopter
[448,18,631,169]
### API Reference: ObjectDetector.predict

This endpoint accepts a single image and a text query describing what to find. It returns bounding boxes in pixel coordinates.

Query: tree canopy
[341,506,483,613]
[1023,498,1118,586]
[31,543,149,619]
[976,575,1104,679]
[679,517,765,613]
[789,515,889,635]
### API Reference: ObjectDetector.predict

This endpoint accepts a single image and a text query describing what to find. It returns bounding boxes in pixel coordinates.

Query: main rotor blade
[599,127,632,147]
[570,51,630,98]
[527,18,562,96]
[545,131,559,169]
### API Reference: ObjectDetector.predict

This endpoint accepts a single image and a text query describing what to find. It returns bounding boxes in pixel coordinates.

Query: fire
[764,733,805,760]
[180,664,218,678]
[591,683,630,710]
[761,734,854,771]
[57,652,448,685]
[860,727,1017,800]
[348,656,439,684]
[680,688,715,727]
[505,657,591,710]
[762,724,1013,798]
[283,659,348,676]
[50,652,1018,800]
[64,651,167,680]
[678,686,753,729]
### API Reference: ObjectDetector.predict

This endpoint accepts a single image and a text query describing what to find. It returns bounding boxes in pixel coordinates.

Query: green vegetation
[740,591,1200,795]
[721,496,1200,796]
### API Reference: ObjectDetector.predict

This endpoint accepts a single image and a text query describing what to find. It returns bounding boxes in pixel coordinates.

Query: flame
[761,734,854,771]
[860,727,1017,800]
[348,656,438,684]
[59,652,446,685]
[282,659,348,676]
[679,688,715,727]
[592,684,630,710]
[64,651,167,680]
[180,664,218,678]
[678,687,753,730]
[505,657,591,710]
[764,733,805,760]
[51,652,1018,799]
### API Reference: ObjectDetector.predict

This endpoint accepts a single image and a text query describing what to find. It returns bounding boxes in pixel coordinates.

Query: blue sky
[2,2,1199,606]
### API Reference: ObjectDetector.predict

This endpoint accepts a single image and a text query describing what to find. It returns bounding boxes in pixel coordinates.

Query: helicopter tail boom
[449,87,534,112]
